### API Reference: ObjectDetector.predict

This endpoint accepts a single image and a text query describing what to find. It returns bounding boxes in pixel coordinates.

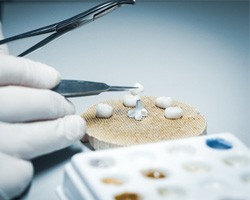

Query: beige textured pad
[82,96,206,150]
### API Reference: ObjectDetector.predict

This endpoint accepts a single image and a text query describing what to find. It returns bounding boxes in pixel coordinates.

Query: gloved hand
[0,22,86,200]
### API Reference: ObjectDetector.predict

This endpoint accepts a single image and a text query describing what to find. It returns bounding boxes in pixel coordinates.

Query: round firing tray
[82,96,207,150]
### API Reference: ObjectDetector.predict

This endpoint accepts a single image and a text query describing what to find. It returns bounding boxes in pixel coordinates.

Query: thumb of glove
[0,152,33,200]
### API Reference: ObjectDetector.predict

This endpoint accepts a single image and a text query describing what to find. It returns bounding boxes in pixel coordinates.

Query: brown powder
[101,177,124,185]
[114,192,141,200]
[142,169,166,179]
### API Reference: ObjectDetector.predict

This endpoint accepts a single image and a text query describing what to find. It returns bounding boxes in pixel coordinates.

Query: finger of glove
[0,22,9,55]
[0,152,33,200]
[0,115,86,160]
[0,54,60,89]
[0,86,75,123]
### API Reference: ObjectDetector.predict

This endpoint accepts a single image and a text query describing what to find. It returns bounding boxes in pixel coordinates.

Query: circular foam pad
[82,96,206,150]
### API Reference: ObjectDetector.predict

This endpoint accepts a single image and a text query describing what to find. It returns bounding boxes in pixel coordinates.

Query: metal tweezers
[0,0,136,97]
[52,80,136,97]
[0,0,135,56]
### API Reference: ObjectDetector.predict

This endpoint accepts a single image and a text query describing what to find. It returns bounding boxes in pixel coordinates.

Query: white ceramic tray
[57,133,250,200]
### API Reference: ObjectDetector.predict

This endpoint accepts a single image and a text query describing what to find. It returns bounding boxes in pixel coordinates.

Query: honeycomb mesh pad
[82,96,207,150]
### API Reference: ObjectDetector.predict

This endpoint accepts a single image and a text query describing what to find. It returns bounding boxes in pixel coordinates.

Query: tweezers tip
[109,86,138,92]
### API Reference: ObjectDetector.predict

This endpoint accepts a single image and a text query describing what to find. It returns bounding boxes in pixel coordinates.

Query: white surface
[1,1,249,200]
[59,133,250,200]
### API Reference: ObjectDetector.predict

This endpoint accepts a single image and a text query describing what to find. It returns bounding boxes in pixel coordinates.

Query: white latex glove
[0,23,86,200]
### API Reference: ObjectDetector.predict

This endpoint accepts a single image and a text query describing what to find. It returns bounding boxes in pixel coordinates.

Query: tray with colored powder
[57,132,250,200]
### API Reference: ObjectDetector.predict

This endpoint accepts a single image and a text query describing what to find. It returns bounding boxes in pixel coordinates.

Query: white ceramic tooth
[164,107,183,119]
[130,82,144,95]
[155,97,173,109]
[123,94,140,107]
[96,103,113,118]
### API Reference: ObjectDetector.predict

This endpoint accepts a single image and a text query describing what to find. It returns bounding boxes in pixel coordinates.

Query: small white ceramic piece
[96,103,113,118]
[128,100,148,121]
[123,94,140,107]
[155,97,173,109]
[164,107,183,119]
[130,82,144,96]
